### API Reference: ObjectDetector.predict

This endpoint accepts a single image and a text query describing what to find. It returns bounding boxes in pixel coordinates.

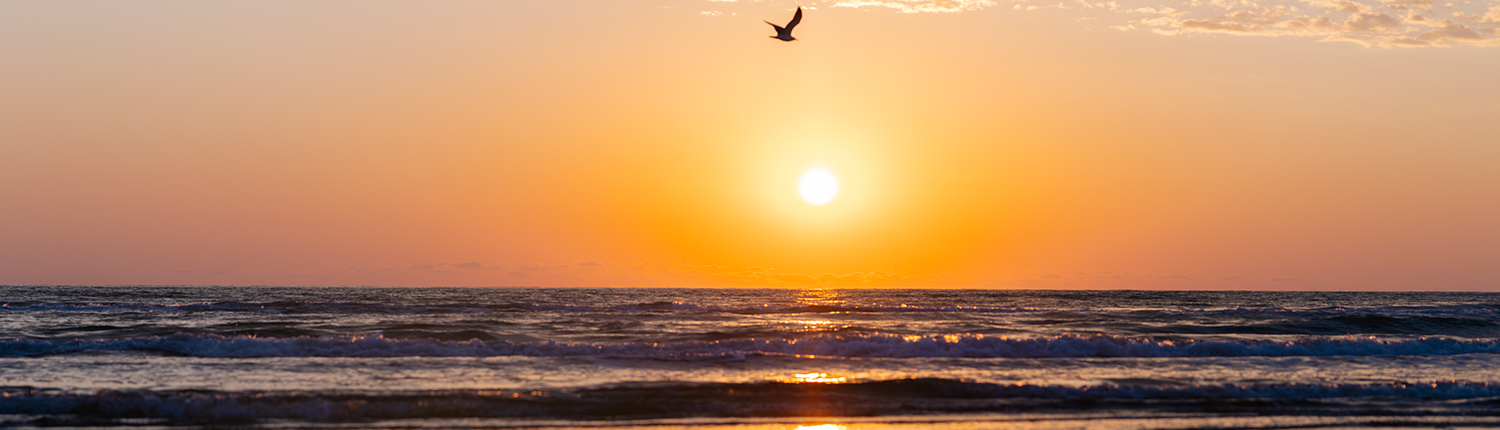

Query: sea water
[3,286,1499,429]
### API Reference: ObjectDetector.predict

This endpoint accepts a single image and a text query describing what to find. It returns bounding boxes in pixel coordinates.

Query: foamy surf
[6,379,1500,423]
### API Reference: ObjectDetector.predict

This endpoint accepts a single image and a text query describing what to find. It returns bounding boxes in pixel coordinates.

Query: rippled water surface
[3,286,1499,428]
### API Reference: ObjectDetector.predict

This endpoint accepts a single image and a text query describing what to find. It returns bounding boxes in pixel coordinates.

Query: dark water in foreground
[3,286,1500,429]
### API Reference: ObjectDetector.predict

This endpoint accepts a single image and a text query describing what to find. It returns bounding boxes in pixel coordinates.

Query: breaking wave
[5,379,1500,422]
[5,333,1500,359]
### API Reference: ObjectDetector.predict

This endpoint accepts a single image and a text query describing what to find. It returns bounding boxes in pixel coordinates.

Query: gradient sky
[3,0,1498,290]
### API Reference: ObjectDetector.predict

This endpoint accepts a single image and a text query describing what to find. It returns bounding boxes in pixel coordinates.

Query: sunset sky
[3,0,1498,290]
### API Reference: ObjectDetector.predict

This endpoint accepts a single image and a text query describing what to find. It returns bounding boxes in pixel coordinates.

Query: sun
[798,168,839,205]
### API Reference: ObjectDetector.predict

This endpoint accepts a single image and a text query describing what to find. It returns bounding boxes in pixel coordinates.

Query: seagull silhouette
[765,7,802,42]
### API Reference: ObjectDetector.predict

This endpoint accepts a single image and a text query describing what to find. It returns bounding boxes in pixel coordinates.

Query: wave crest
[5,379,1500,423]
[5,333,1499,359]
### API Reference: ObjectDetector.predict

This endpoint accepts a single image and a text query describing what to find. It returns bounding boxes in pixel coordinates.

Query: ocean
[3,286,1499,429]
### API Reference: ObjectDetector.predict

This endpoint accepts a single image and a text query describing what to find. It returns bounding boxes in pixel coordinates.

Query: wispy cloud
[1087,0,1500,46]
[717,0,1500,46]
[831,0,997,13]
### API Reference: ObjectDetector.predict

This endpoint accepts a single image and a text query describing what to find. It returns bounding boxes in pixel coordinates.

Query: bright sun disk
[798,168,838,205]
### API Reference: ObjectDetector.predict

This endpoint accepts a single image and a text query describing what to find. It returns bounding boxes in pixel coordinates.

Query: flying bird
[765,7,802,42]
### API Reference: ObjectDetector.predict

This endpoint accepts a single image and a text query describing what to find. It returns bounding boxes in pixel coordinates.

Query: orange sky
[2,0,1498,290]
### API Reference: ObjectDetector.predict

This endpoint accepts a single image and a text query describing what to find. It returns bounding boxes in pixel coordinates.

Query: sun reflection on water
[783,318,851,334]
[784,289,851,333]
[787,372,848,383]
[795,288,847,307]
[793,424,848,430]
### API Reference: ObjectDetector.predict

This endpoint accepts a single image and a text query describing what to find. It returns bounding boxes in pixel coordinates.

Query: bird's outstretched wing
[764,20,785,32]
[786,7,803,31]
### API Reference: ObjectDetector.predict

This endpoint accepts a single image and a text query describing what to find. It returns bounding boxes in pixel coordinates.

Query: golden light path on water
[786,372,848,384]
[795,289,847,307]
[774,289,853,335]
